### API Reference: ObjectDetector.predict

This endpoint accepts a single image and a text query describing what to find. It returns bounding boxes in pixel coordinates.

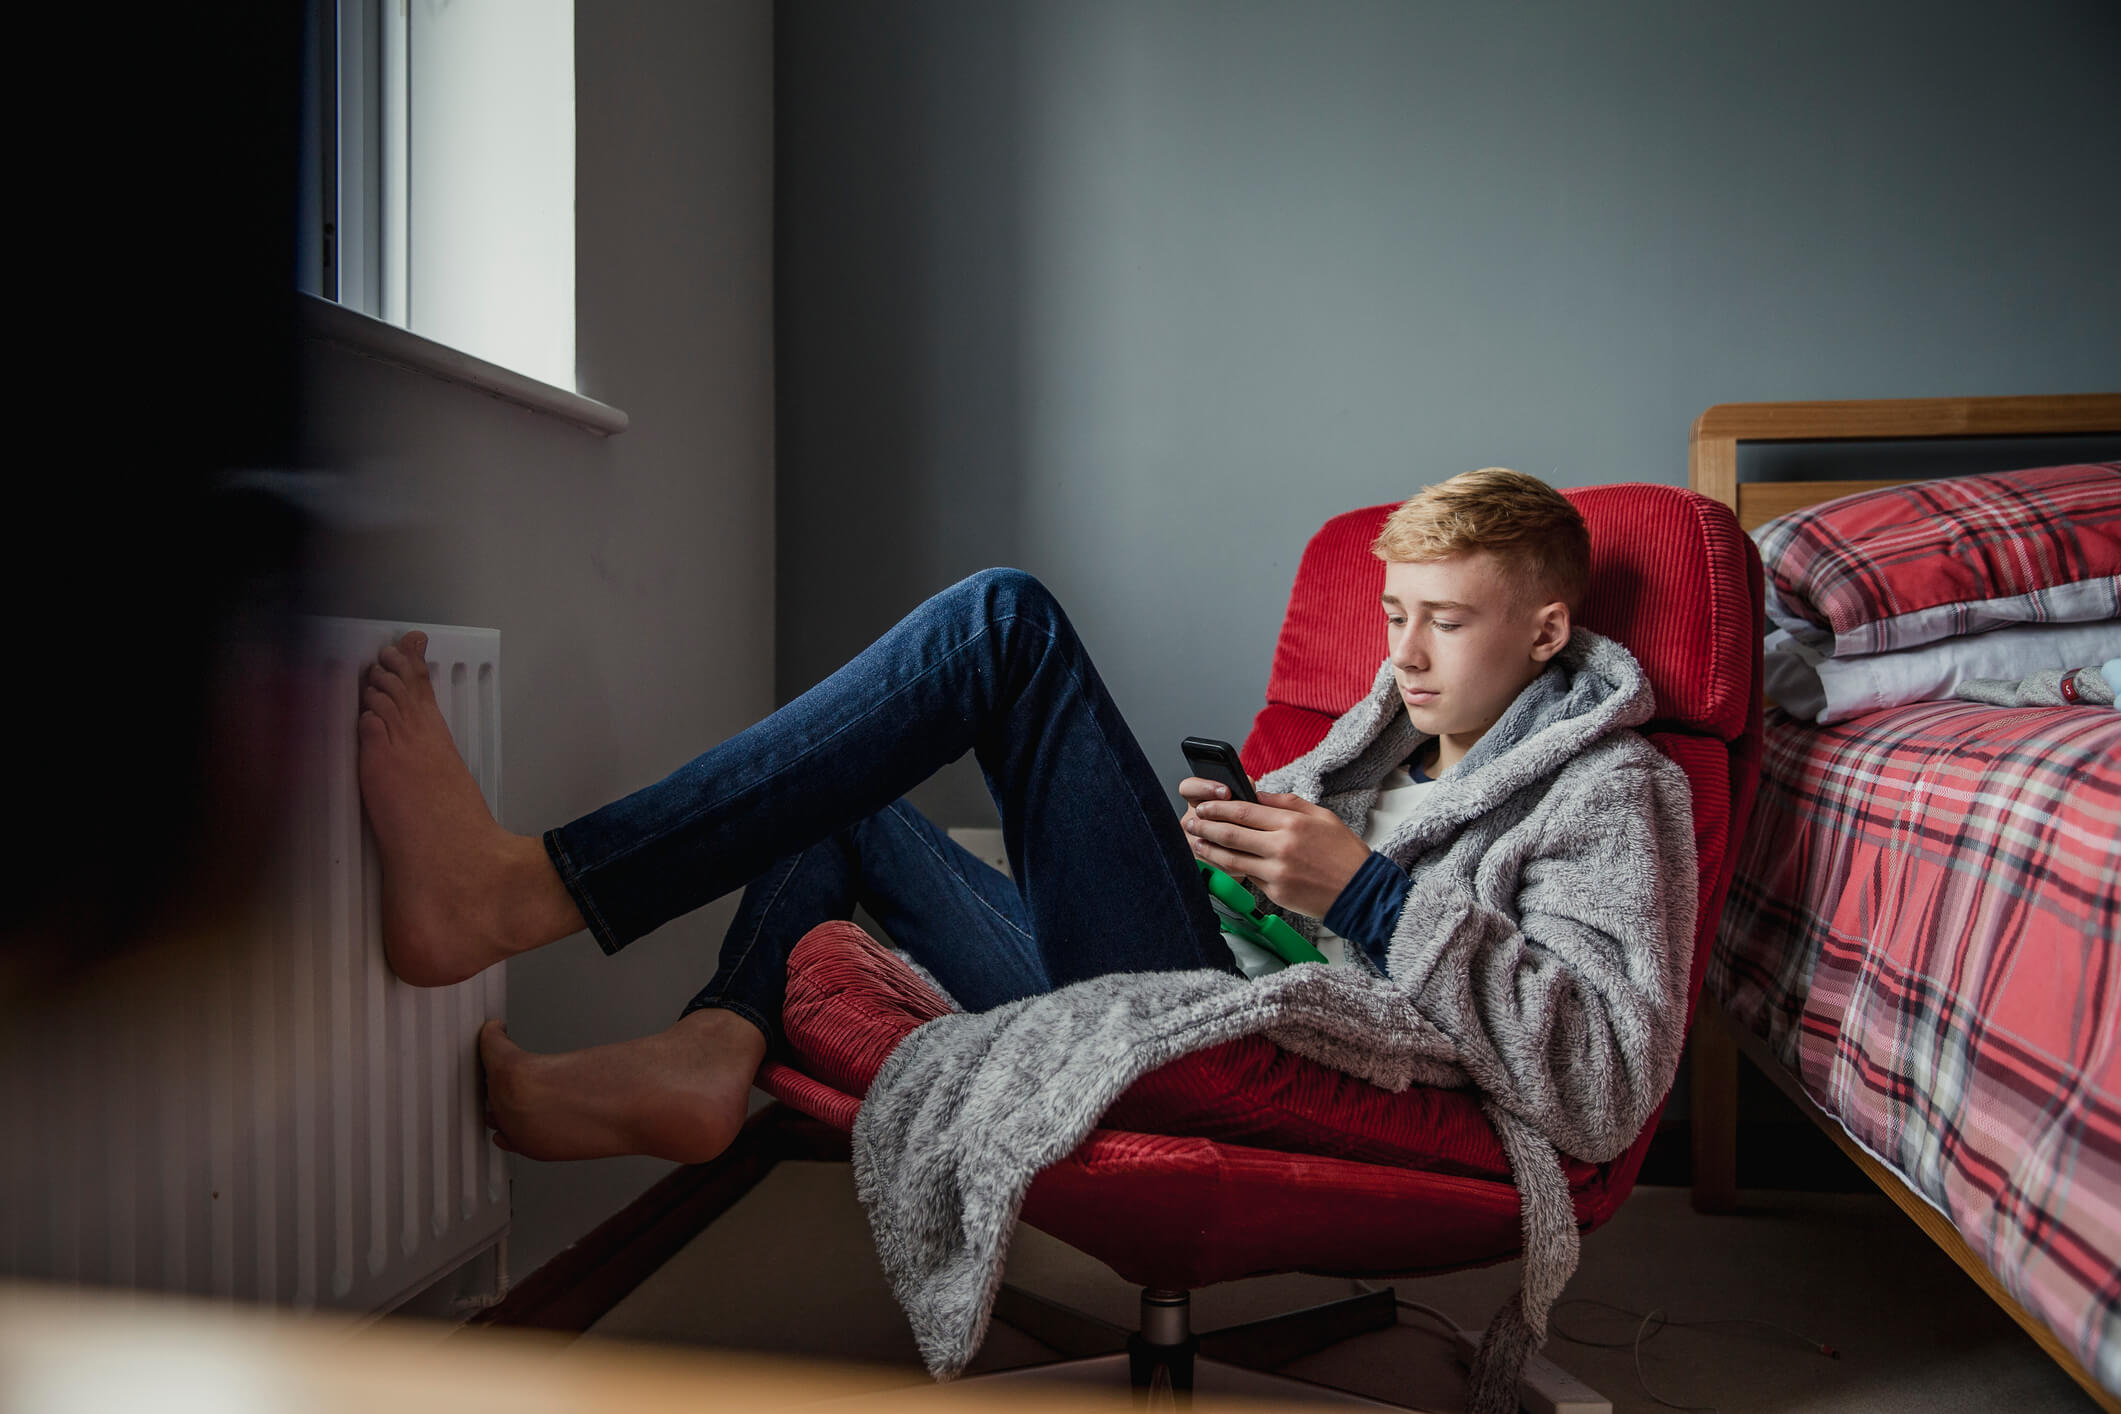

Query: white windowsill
[299,293,629,437]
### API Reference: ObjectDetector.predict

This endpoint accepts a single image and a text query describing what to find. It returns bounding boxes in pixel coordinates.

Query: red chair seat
[773,922,1566,1182]
[758,924,1592,1288]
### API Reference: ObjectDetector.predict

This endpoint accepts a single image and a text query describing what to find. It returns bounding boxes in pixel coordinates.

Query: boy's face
[1380,553,1570,758]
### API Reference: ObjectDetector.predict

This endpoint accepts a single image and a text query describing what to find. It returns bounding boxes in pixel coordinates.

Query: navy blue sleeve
[1322,850,1412,972]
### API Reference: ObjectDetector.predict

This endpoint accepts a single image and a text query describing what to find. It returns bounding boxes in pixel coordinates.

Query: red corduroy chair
[755,484,1764,1402]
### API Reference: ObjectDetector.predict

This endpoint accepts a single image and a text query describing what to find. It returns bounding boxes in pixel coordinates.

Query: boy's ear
[1528,601,1571,661]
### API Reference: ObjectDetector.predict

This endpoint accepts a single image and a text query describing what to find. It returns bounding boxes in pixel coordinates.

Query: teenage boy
[357,468,1694,1184]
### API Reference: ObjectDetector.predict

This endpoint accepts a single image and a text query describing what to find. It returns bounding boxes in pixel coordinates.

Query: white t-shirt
[1220,756,1439,976]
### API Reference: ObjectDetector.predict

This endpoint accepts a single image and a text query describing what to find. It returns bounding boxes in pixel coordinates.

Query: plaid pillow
[1754,463,2121,656]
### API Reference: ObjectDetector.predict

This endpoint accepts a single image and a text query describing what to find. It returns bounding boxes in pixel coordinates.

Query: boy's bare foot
[357,630,584,986]
[479,1010,768,1164]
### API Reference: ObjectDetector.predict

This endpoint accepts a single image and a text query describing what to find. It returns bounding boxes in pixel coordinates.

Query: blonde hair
[1370,468,1590,612]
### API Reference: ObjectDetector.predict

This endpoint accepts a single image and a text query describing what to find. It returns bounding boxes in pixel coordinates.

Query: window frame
[297,0,621,435]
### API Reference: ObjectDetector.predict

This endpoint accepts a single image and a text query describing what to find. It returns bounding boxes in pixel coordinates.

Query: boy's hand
[1178,774,1236,815]
[1179,774,1249,884]
[1182,789,1372,919]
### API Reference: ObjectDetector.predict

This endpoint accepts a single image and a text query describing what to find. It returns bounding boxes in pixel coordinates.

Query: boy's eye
[1435,622,1461,632]
[1386,616,1405,626]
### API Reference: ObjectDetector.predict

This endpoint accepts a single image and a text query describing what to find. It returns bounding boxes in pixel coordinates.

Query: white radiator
[0,618,508,1314]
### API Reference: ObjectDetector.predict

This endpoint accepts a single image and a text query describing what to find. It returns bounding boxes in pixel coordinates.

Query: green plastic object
[1195,858,1329,965]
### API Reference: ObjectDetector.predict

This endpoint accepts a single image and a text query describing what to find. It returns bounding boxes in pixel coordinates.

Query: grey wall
[300,0,774,1280]
[777,0,2121,829]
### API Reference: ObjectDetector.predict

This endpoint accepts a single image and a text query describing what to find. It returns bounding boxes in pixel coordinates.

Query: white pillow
[1764,620,2121,724]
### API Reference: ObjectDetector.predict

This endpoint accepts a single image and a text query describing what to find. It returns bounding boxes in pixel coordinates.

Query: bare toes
[377,643,419,681]
[361,684,400,727]
[482,1104,514,1149]
[478,1019,519,1067]
[367,662,412,707]
[374,639,436,712]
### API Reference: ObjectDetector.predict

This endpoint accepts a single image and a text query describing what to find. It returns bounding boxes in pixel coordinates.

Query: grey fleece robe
[850,628,1699,1414]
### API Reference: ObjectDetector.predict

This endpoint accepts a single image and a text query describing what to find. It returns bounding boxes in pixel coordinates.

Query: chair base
[970,1352,1412,1409]
[984,1282,1610,1413]
[993,1283,1400,1373]
[985,1284,1404,1407]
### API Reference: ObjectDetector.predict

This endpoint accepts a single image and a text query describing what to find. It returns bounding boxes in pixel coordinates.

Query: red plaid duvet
[1712,700,2121,1391]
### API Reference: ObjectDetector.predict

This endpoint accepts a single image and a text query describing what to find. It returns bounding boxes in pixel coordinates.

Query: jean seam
[544,828,624,956]
[883,801,1035,945]
[571,613,1031,877]
[1043,635,1217,959]
[710,848,812,1001]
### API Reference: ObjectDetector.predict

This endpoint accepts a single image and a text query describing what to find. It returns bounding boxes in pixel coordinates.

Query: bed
[1686,393,2121,1410]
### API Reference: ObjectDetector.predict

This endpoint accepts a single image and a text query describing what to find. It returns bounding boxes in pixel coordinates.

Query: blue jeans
[542,568,1240,1049]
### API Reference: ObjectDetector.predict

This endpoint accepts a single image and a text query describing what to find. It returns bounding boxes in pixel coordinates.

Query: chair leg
[1195,1287,1399,1371]
[985,1281,1485,1408]
[1127,1332,1198,1404]
[1690,1005,1740,1214]
[991,1282,1402,1378]
[1128,1289,1199,1406]
[992,1282,1129,1359]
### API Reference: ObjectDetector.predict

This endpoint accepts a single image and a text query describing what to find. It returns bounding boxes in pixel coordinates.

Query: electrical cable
[1350,1281,1839,1413]
[1547,1296,1839,1413]
[1348,1279,1462,1345]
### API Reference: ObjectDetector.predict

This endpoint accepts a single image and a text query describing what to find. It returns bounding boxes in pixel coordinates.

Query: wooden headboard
[1688,393,2121,530]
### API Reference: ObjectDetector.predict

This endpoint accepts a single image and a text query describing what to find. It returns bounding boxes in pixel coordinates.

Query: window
[299,0,576,395]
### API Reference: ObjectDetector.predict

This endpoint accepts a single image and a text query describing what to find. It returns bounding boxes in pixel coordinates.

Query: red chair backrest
[1238,484,1765,1209]
[1255,485,1757,742]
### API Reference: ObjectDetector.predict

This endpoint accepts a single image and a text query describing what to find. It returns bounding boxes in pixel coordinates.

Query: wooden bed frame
[1686,391,2121,1413]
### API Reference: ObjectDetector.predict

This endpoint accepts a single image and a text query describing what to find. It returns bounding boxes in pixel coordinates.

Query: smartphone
[1180,736,1260,805]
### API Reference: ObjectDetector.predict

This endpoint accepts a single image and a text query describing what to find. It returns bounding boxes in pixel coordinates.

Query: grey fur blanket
[1955,661,2115,708]
[851,630,1699,1414]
